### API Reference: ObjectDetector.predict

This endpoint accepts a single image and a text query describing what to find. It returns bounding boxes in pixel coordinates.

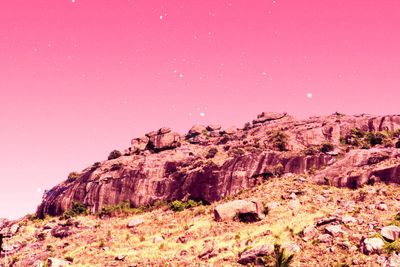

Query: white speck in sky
[307,92,313,98]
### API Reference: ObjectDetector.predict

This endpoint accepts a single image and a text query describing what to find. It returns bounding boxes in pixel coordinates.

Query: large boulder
[188,125,207,137]
[214,200,265,222]
[148,132,181,152]
[381,225,400,241]
[131,136,149,153]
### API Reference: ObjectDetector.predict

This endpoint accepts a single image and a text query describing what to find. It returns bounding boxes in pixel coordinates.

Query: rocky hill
[37,112,400,218]
[1,112,400,266]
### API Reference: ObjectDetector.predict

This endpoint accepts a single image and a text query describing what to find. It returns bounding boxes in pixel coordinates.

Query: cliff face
[36,112,400,217]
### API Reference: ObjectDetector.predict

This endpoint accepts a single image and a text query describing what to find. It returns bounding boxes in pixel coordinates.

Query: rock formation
[36,112,400,218]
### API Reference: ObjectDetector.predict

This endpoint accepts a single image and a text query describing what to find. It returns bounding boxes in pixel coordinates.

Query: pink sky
[1,0,400,219]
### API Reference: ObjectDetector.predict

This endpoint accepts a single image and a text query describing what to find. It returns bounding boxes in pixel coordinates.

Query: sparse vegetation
[67,172,80,182]
[320,143,334,153]
[271,130,288,151]
[108,149,122,160]
[61,202,88,219]
[98,201,143,218]
[168,199,203,212]
[206,147,218,159]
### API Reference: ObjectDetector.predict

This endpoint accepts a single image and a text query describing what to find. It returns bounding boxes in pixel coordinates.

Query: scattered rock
[318,234,332,243]
[198,241,217,259]
[302,225,318,241]
[206,124,221,131]
[316,216,338,226]
[237,244,274,265]
[266,202,280,210]
[47,258,71,267]
[127,218,144,228]
[388,253,400,267]
[9,224,19,235]
[377,203,388,211]
[284,243,301,253]
[115,255,126,261]
[214,200,265,222]
[51,226,73,238]
[153,235,164,243]
[381,225,400,241]
[341,215,357,224]
[362,237,385,254]
[325,225,346,237]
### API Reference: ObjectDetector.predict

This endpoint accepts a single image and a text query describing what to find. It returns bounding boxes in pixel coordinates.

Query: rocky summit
[1,112,400,266]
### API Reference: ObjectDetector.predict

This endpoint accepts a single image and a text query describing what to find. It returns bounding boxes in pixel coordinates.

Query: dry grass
[4,175,400,266]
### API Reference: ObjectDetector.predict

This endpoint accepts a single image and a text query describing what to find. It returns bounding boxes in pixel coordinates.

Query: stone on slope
[127,218,144,228]
[325,225,347,237]
[214,200,265,222]
[302,225,318,241]
[47,258,70,267]
[362,237,385,254]
[237,244,274,265]
[381,225,400,241]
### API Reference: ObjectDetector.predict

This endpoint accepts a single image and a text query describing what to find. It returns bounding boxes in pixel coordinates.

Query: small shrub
[98,201,142,218]
[205,147,218,159]
[303,146,318,155]
[110,163,122,171]
[271,130,288,151]
[67,172,80,182]
[99,238,105,248]
[168,200,203,212]
[168,200,186,212]
[365,132,386,146]
[396,140,400,148]
[61,202,88,219]
[272,243,294,267]
[91,162,101,171]
[64,256,74,263]
[320,143,334,153]
[274,163,284,176]
[383,240,400,254]
[228,148,245,157]
[108,150,122,160]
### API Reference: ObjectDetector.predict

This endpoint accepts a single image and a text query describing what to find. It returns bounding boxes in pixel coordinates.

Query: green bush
[61,202,88,219]
[365,132,386,146]
[98,201,143,218]
[384,240,400,254]
[271,130,288,151]
[168,200,186,212]
[67,172,80,183]
[168,200,203,212]
[108,150,122,160]
[320,143,334,153]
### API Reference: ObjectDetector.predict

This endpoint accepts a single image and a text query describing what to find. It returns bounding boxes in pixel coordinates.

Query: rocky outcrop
[314,148,400,188]
[36,113,400,218]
